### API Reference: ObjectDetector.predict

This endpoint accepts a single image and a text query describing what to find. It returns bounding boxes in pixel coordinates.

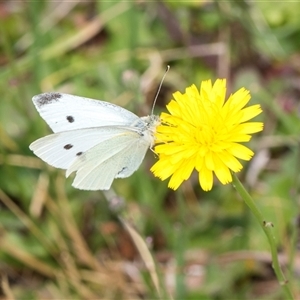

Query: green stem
[232,173,294,299]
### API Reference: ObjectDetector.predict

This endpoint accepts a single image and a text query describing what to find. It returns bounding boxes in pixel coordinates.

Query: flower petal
[199,166,213,191]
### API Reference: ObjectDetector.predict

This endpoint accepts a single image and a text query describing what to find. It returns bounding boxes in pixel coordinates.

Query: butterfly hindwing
[67,130,150,190]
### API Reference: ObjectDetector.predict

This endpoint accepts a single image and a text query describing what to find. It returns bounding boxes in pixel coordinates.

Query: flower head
[151,79,263,191]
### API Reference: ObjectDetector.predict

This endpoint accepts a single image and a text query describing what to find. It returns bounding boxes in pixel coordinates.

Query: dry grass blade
[30,172,49,218]
[121,218,162,299]
[53,177,104,270]
[0,154,43,169]
[40,2,130,62]
[59,251,98,299]
[0,231,57,278]
[1,275,15,300]
[16,1,81,51]
[0,189,57,255]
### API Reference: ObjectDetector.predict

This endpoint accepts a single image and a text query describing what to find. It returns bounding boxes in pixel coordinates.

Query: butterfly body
[30,92,160,190]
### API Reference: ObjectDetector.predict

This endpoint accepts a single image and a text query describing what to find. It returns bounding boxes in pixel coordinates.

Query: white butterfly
[29,92,160,190]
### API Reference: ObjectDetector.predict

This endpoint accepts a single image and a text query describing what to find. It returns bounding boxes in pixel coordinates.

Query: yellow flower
[151,79,263,191]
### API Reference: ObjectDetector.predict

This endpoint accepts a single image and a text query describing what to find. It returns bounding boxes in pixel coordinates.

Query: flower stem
[232,173,294,299]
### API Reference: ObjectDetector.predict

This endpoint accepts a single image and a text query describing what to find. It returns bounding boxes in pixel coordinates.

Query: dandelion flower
[151,79,263,191]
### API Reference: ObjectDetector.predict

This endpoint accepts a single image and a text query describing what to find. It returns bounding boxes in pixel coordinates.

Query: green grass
[1,1,300,299]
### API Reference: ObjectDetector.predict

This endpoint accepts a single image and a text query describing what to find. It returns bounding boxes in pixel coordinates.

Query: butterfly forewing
[32,93,141,133]
[29,126,142,170]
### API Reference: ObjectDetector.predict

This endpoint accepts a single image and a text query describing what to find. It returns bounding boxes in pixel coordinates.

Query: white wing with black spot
[32,93,141,133]
[29,126,142,170]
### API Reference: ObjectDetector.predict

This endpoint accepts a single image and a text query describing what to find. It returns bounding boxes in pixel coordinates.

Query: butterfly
[29,92,160,190]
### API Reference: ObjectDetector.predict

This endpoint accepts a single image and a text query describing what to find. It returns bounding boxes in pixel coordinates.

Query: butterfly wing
[29,127,140,169]
[66,129,151,190]
[32,92,140,133]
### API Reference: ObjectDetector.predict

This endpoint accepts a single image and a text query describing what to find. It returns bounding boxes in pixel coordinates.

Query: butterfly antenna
[151,65,170,116]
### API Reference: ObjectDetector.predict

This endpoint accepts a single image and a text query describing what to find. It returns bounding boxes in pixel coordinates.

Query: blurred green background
[1,1,300,299]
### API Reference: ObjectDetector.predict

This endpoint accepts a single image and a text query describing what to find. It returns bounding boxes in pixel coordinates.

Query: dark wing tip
[33,92,62,108]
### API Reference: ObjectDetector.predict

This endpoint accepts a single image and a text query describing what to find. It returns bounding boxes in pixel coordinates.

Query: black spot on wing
[76,152,83,156]
[117,167,128,175]
[66,115,74,123]
[64,144,73,150]
[34,92,62,108]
